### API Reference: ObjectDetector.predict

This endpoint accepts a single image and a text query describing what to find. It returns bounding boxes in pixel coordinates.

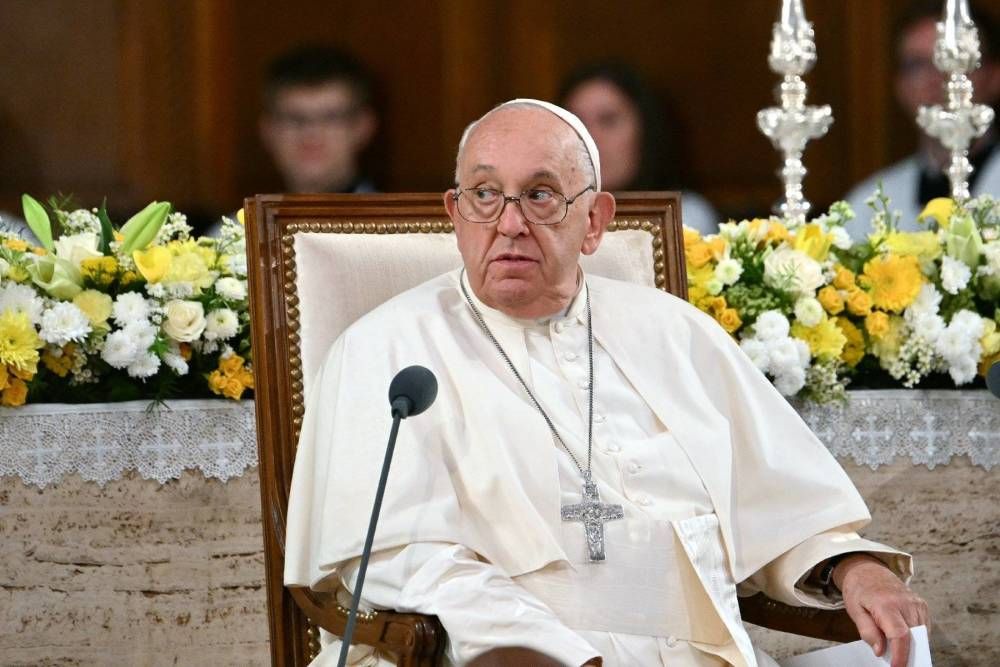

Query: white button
[563,351,578,362]
[593,413,606,423]
[577,379,590,389]
[635,494,651,506]
[554,322,565,333]
[665,636,677,648]
[627,461,641,474]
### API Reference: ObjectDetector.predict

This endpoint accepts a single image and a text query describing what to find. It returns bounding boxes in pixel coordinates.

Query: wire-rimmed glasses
[451,184,595,225]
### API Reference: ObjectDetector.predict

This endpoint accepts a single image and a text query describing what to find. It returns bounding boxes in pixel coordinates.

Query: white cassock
[285,269,912,667]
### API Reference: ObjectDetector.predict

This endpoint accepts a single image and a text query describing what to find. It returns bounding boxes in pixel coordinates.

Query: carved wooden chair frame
[245,192,859,666]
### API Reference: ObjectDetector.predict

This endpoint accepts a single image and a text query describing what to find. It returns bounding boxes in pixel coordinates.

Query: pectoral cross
[561,477,624,562]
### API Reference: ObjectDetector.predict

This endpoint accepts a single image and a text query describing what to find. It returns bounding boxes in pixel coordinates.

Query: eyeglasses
[451,184,596,226]
[271,107,360,132]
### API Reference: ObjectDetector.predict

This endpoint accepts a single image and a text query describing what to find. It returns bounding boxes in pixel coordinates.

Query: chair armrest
[738,593,860,643]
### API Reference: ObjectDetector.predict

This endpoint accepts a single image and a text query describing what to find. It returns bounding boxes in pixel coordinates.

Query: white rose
[793,297,824,328]
[54,232,103,268]
[162,300,206,342]
[763,247,824,296]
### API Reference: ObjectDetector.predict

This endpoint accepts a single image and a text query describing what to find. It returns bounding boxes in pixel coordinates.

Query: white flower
[127,352,161,379]
[948,356,978,385]
[146,282,167,298]
[39,302,91,346]
[63,209,102,235]
[714,258,743,286]
[705,278,724,295]
[940,255,972,294]
[950,309,985,336]
[204,308,239,341]
[763,247,824,296]
[753,310,791,341]
[773,366,807,396]
[0,257,9,278]
[794,338,811,366]
[0,283,44,323]
[113,292,150,325]
[829,226,852,250]
[906,311,945,345]
[163,351,189,375]
[122,319,157,351]
[53,232,103,268]
[215,277,247,301]
[162,300,206,342]
[908,284,942,317]
[740,337,771,372]
[793,298,824,328]
[226,253,247,277]
[769,337,807,374]
[983,241,1000,269]
[101,330,138,368]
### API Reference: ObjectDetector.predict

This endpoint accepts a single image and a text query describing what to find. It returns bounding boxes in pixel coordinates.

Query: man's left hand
[833,554,930,667]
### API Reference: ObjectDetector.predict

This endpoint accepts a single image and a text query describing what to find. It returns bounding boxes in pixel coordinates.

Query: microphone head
[987,361,1000,399]
[388,365,438,418]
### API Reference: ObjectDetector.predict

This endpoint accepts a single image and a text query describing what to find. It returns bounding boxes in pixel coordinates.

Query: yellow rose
[865,311,891,339]
[845,289,873,317]
[718,308,743,333]
[0,364,8,391]
[832,265,856,290]
[764,220,790,245]
[683,226,701,249]
[219,354,246,376]
[836,317,865,367]
[222,377,246,400]
[239,368,255,390]
[133,246,172,284]
[1,377,28,406]
[817,286,845,315]
[918,197,956,230]
[980,320,1000,358]
[708,237,727,261]
[72,290,113,327]
[686,242,714,269]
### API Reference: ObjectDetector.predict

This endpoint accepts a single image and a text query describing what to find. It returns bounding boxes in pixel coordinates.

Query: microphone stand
[337,407,405,667]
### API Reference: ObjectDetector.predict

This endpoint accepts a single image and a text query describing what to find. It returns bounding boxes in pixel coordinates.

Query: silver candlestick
[756,0,832,225]
[917,0,994,203]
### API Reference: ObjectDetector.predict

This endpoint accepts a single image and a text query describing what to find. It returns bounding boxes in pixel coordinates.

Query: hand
[834,554,930,667]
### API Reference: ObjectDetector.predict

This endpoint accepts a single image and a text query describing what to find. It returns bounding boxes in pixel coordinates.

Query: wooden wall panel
[1,0,995,226]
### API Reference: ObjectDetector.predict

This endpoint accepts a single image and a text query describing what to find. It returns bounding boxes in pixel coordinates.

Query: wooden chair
[245,192,859,666]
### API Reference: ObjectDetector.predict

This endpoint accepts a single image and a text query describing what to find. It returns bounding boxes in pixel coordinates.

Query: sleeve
[338,542,601,667]
[738,527,913,609]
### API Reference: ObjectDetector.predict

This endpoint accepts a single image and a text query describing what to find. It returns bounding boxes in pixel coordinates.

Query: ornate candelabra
[917,0,994,203]
[757,0,832,225]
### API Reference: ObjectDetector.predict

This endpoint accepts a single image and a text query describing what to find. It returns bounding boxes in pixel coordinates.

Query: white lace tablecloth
[0,399,257,488]
[796,389,998,470]
[0,390,996,488]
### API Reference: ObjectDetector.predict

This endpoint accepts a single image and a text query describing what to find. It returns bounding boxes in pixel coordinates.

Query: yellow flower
[683,226,701,249]
[119,270,141,285]
[871,315,907,358]
[3,238,28,252]
[0,311,42,374]
[791,316,847,361]
[72,290,113,327]
[918,197,956,230]
[763,220,790,245]
[817,286,845,315]
[686,242,714,269]
[862,254,923,313]
[845,289,873,317]
[0,364,8,391]
[865,311,891,338]
[792,223,833,261]
[1,376,28,406]
[980,351,1000,378]
[718,308,743,333]
[5,263,30,283]
[707,237,727,261]
[133,246,172,283]
[208,355,254,400]
[179,342,193,360]
[236,208,245,226]
[207,369,228,395]
[42,345,74,378]
[219,354,246,376]
[832,265,856,290]
[884,231,942,262]
[80,256,119,288]
[164,250,213,289]
[836,317,865,367]
[980,320,1000,358]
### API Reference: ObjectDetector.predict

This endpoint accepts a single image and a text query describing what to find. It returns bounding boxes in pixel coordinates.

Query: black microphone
[987,361,1000,399]
[338,366,438,667]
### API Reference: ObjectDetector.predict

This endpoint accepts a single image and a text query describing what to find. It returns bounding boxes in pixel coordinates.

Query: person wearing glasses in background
[843,0,1000,240]
[285,99,928,667]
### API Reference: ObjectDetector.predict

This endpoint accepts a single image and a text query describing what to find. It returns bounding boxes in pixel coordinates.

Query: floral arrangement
[0,196,252,407]
[685,190,1000,403]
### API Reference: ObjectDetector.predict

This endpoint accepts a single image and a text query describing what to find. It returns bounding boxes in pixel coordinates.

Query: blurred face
[445,107,615,319]
[896,18,1000,119]
[260,82,376,193]
[564,79,641,191]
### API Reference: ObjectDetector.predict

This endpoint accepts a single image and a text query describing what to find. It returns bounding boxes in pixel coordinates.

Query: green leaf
[97,198,114,254]
[121,201,171,254]
[21,194,54,251]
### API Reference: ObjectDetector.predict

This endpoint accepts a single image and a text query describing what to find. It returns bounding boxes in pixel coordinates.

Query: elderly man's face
[445,108,615,319]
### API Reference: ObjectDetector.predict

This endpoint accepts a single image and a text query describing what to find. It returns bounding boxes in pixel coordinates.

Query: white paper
[779,625,931,667]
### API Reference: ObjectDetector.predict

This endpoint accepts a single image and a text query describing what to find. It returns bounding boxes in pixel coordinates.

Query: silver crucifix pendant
[561,477,624,561]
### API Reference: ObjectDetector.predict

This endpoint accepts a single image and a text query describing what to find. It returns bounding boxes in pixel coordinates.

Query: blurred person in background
[843,0,1000,239]
[559,62,720,235]
[259,44,379,196]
